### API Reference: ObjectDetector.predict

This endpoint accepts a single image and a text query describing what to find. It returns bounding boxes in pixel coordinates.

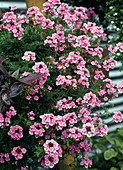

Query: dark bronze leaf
[1,90,11,106]
[0,56,7,63]
[0,75,6,86]
[11,68,20,78]
[18,73,45,85]
[0,63,10,78]
[0,63,46,86]
[9,82,22,98]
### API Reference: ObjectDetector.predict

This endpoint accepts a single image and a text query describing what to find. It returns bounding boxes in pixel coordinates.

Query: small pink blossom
[117,82,123,93]
[10,6,19,11]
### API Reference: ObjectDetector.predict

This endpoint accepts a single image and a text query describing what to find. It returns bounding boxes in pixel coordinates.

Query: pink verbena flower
[8,125,23,140]
[113,111,123,123]
[86,7,96,19]
[21,168,28,170]
[27,111,35,120]
[117,82,123,93]
[82,123,95,137]
[64,112,77,126]
[95,125,108,136]
[0,153,10,163]
[11,146,26,160]
[1,106,17,128]
[44,153,59,168]
[81,22,106,39]
[40,113,56,129]
[75,35,90,49]
[29,122,45,138]
[91,60,101,68]
[55,115,67,130]
[48,0,61,5]
[82,91,100,107]
[33,12,45,25]
[80,157,92,169]
[32,61,50,88]
[94,71,105,80]
[10,6,19,11]
[69,144,80,154]
[69,127,84,141]
[22,51,36,61]
[32,61,49,74]
[43,139,59,154]
[103,58,117,71]
[27,6,40,17]
[0,113,4,127]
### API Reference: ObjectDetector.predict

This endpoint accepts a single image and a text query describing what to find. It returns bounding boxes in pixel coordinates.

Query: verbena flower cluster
[0,0,123,169]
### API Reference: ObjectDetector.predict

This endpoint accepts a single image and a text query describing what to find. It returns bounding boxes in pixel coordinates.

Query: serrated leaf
[104,149,117,160]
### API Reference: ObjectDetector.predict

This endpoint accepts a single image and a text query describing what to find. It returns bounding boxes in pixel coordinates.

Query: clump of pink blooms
[8,125,23,140]
[82,91,101,107]
[0,0,123,169]
[86,7,96,19]
[27,111,35,120]
[113,111,123,123]
[0,106,17,128]
[39,139,62,168]
[108,42,123,53]
[32,61,50,89]
[0,11,29,39]
[103,58,117,71]
[20,61,50,101]
[11,146,27,160]
[80,156,92,169]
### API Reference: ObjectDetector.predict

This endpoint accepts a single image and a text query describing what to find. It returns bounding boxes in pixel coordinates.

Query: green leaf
[118,155,123,160]
[115,136,123,147]
[118,161,123,168]
[104,149,117,160]
[117,128,123,137]
[94,144,107,151]
[105,135,115,145]
[119,148,123,154]
[110,167,118,170]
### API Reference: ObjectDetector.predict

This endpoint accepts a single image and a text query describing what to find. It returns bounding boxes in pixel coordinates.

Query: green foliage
[61,0,123,70]
[90,127,123,170]
[104,148,117,160]
[105,0,123,70]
